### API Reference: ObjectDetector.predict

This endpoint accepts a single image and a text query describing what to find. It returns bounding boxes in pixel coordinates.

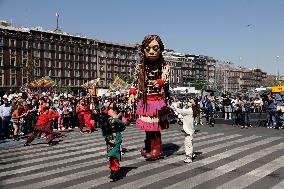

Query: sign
[272,85,284,93]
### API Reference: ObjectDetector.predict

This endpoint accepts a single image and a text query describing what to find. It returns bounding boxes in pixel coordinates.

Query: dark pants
[27,125,54,144]
[1,117,11,138]
[78,114,85,131]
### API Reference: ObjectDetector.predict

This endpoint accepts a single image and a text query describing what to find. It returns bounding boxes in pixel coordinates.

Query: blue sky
[0,0,283,75]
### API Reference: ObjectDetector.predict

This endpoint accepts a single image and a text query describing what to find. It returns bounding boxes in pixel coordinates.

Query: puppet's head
[141,35,164,62]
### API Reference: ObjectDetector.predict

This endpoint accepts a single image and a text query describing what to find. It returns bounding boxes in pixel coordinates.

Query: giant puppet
[135,35,170,160]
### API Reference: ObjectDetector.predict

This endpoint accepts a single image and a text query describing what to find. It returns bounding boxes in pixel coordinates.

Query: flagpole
[56,12,59,30]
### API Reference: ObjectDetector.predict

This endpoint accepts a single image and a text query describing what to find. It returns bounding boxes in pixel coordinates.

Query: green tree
[191,82,207,90]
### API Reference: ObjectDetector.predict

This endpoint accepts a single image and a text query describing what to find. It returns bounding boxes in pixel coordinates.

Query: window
[55,61,61,68]
[66,62,70,68]
[91,56,96,62]
[23,50,28,58]
[92,71,96,78]
[93,63,97,70]
[44,51,50,58]
[74,70,79,77]
[75,79,80,86]
[34,59,40,67]
[34,68,40,76]
[65,79,70,86]
[45,60,51,67]
[55,69,61,77]
[100,66,104,71]
[44,43,50,50]
[22,41,28,48]
[84,71,89,78]
[11,75,16,85]
[45,68,51,76]
[33,42,39,49]
[65,70,70,77]
[22,59,27,67]
[0,56,3,66]
[10,39,16,47]
[10,49,16,57]
[74,62,79,69]
[0,70,4,86]
[10,58,16,66]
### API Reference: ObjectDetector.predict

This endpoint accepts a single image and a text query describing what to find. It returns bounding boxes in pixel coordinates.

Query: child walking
[171,99,195,163]
[98,112,126,181]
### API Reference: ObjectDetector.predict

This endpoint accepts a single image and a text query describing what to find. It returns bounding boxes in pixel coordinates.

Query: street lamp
[276,56,280,80]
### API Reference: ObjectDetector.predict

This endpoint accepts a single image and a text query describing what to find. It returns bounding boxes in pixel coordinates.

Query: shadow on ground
[119,166,138,179]
[163,143,181,157]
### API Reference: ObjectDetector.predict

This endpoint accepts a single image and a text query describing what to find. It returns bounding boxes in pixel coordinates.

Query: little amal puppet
[98,112,126,182]
[135,35,170,160]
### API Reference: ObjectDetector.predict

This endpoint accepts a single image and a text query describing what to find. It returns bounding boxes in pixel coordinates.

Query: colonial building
[215,61,267,93]
[0,20,138,93]
[163,49,215,88]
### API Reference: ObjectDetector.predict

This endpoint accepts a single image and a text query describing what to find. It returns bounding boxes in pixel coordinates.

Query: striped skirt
[136,98,169,131]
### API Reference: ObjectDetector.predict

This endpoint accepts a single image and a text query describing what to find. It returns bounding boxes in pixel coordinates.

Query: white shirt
[171,103,195,136]
[0,104,12,118]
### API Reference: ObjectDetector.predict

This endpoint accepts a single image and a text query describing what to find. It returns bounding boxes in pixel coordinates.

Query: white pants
[184,133,193,158]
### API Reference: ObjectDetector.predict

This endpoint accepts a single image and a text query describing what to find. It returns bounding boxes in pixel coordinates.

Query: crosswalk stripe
[0,132,212,177]
[270,180,284,189]
[3,132,232,189]
[0,131,213,171]
[113,137,281,189]
[0,132,239,187]
[164,139,284,189]
[11,136,185,189]
[0,129,190,163]
[0,131,184,177]
[0,127,149,157]
[61,136,262,189]
[216,154,284,189]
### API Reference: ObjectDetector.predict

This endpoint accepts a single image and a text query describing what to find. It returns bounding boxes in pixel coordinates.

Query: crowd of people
[171,93,284,129]
[0,92,136,141]
[0,91,283,142]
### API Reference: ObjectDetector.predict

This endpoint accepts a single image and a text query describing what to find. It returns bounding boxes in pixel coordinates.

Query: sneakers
[184,157,193,163]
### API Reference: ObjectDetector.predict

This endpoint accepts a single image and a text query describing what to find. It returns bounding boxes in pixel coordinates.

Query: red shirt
[36,111,59,127]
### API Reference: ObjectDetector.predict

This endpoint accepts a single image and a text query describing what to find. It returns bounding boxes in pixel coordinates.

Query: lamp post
[276,56,280,81]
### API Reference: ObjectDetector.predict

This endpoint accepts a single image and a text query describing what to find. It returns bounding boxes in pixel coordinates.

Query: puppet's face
[144,39,161,62]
